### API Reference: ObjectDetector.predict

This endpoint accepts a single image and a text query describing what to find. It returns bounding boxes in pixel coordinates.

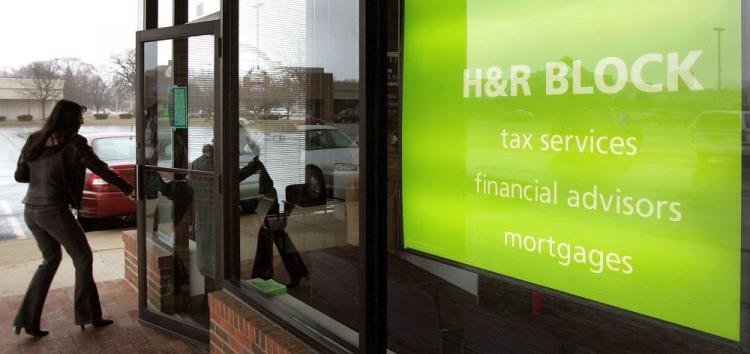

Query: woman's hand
[127,191,136,202]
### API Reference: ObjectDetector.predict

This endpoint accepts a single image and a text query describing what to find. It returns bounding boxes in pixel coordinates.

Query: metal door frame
[135,19,221,345]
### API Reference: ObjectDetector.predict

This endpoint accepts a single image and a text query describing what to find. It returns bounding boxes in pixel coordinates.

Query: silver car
[300,125,358,201]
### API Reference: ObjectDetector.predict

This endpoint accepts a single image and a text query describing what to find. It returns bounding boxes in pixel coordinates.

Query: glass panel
[92,136,136,161]
[143,36,215,168]
[144,168,215,328]
[158,0,221,26]
[158,0,173,27]
[187,36,216,161]
[189,0,220,23]
[141,33,216,330]
[143,39,174,167]
[231,0,360,347]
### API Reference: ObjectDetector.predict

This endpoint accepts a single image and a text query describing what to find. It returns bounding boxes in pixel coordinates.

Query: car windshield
[93,136,136,161]
[327,129,353,148]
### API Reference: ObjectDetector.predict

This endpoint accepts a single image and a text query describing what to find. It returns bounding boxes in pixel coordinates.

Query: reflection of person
[13,100,133,337]
[191,144,215,277]
[144,102,160,165]
[240,156,309,288]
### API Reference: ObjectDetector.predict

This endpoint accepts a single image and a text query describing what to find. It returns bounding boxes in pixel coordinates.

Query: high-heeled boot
[14,326,49,337]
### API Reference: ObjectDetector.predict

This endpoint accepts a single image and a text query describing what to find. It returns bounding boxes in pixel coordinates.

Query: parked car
[334,108,358,123]
[78,124,356,225]
[78,128,262,223]
[301,125,358,201]
[288,112,309,121]
[78,133,137,230]
[269,107,289,118]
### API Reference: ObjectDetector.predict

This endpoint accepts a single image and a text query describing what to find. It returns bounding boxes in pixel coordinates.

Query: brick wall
[123,230,138,289]
[122,230,175,313]
[208,291,315,354]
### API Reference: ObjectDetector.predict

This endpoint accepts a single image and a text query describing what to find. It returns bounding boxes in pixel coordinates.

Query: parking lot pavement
[0,200,28,240]
[0,228,129,297]
[0,128,31,241]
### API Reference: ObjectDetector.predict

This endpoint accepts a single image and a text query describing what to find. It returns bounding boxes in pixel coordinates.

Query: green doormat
[249,278,287,296]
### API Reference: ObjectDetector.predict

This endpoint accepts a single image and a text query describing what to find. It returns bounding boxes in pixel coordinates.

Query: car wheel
[305,166,326,202]
[119,214,136,222]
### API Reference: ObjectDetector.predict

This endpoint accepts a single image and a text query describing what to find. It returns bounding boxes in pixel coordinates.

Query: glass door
[135,20,220,343]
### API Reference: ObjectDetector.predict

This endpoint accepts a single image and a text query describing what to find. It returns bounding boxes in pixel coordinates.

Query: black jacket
[15,134,133,209]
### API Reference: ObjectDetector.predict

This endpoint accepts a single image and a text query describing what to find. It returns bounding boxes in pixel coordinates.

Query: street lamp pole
[714,27,725,90]
[252,2,264,71]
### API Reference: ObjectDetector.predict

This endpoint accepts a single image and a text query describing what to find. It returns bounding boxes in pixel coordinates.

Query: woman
[239,155,308,287]
[13,100,134,337]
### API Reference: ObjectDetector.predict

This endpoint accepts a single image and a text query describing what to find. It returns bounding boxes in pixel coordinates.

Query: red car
[78,133,136,228]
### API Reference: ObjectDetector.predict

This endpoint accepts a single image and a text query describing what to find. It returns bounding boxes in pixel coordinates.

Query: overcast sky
[0,0,138,70]
[0,1,358,80]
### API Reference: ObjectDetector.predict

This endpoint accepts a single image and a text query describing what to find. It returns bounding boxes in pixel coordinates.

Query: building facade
[0,77,63,120]
[131,1,750,353]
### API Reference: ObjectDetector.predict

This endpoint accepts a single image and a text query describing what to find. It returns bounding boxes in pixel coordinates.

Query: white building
[0,77,63,120]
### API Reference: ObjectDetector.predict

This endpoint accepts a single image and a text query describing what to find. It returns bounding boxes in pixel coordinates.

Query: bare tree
[89,74,110,113]
[187,70,214,117]
[18,60,62,120]
[241,68,272,116]
[59,58,96,105]
[276,67,306,117]
[110,49,135,94]
[110,50,135,112]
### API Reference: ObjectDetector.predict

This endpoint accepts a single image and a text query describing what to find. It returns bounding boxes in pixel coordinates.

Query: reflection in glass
[232,0,360,347]
[142,34,216,329]
[144,169,214,327]
[144,37,216,169]
[238,155,308,284]
[143,40,173,168]
[191,144,216,278]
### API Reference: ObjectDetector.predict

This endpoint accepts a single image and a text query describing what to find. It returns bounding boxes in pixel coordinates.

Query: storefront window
[390,0,747,353]
[229,0,360,348]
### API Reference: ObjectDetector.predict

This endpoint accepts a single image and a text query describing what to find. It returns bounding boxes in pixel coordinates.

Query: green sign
[402,0,741,340]
[169,86,188,128]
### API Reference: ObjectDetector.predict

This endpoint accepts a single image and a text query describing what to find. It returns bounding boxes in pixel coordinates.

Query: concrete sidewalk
[0,229,128,297]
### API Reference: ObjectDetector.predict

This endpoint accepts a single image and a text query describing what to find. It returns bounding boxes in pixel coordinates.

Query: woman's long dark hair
[21,100,86,161]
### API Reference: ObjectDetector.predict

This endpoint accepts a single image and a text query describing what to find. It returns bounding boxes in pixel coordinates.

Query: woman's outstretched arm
[73,136,134,195]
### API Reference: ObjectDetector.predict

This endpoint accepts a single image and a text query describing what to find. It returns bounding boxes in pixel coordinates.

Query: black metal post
[221,0,240,282]
[137,0,159,317]
[359,0,388,352]
[145,0,158,29]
